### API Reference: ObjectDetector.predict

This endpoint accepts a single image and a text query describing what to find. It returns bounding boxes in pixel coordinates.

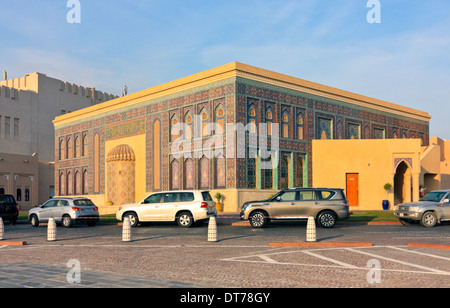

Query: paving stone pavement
[0,263,213,288]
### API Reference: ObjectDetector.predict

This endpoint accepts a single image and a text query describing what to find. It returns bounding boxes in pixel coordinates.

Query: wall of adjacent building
[312,139,422,210]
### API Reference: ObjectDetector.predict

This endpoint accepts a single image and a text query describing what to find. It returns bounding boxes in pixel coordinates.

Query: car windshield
[420,192,447,202]
[267,191,282,201]
[0,195,14,204]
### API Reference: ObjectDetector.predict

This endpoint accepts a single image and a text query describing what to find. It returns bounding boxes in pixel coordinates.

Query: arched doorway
[394,161,412,205]
[106,144,136,206]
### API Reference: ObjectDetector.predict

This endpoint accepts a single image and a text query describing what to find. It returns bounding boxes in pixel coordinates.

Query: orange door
[346,173,359,207]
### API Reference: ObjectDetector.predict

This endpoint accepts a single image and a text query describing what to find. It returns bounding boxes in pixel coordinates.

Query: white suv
[116,190,217,228]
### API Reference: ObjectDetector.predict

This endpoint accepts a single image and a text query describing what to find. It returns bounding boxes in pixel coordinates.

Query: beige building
[420,137,450,192]
[312,137,450,211]
[0,72,118,210]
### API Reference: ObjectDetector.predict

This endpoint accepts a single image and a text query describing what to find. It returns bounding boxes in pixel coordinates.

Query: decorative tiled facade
[54,63,430,207]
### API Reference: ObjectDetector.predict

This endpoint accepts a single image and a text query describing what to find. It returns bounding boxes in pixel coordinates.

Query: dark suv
[0,194,19,225]
[240,188,350,228]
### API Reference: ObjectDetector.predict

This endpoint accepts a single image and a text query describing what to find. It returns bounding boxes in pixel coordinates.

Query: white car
[116,190,217,228]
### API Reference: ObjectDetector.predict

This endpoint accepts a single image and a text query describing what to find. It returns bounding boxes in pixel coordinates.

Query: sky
[1,0,449,139]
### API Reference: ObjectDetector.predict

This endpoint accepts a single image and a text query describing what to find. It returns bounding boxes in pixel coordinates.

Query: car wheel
[177,211,193,228]
[249,211,268,228]
[30,215,39,227]
[421,212,437,228]
[317,211,336,228]
[124,212,139,227]
[62,215,73,228]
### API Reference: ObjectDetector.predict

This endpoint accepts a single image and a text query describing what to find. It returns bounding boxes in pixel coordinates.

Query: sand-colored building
[0,72,118,210]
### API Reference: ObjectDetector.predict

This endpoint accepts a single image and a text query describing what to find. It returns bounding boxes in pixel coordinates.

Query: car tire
[30,215,39,227]
[177,211,193,228]
[124,212,139,227]
[317,211,336,228]
[249,211,268,228]
[421,212,437,228]
[62,215,73,228]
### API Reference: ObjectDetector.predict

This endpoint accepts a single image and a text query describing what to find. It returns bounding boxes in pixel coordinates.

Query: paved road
[0,219,449,288]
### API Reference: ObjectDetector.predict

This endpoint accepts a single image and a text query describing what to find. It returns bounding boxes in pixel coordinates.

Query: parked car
[240,188,350,228]
[116,190,217,228]
[28,198,100,228]
[394,189,450,227]
[0,194,19,225]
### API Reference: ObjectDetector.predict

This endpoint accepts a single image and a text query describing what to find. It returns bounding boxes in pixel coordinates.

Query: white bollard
[47,217,57,242]
[122,216,132,242]
[306,216,316,242]
[0,217,4,241]
[207,216,217,242]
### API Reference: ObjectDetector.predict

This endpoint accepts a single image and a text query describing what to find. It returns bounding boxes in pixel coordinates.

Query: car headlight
[409,206,420,212]
[241,203,250,211]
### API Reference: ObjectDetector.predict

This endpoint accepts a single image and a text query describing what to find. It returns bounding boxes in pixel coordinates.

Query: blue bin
[382,200,390,211]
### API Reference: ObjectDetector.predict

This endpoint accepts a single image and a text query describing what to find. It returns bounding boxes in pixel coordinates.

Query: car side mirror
[276,196,281,202]
[443,199,449,204]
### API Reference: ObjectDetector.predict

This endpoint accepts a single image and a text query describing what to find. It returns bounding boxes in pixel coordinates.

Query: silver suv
[29,198,100,228]
[240,188,350,228]
[394,190,450,227]
[116,190,217,228]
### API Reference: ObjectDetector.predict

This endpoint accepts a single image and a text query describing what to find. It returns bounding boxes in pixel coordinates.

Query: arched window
[266,108,274,136]
[59,138,65,160]
[216,106,225,134]
[262,155,273,189]
[83,134,89,157]
[215,154,226,188]
[170,115,180,142]
[16,188,22,201]
[297,114,304,140]
[201,110,209,137]
[0,188,5,194]
[67,137,73,159]
[199,156,209,189]
[67,171,73,195]
[59,173,66,196]
[280,156,289,189]
[248,105,257,134]
[296,157,304,188]
[83,170,89,194]
[75,137,81,158]
[184,158,194,189]
[170,159,180,190]
[247,155,257,189]
[74,171,81,195]
[25,188,30,201]
[282,112,290,138]
[184,112,193,139]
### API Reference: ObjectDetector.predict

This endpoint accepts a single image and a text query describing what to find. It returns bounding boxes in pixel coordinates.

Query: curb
[269,242,373,247]
[408,242,450,250]
[230,221,401,226]
[0,241,27,246]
